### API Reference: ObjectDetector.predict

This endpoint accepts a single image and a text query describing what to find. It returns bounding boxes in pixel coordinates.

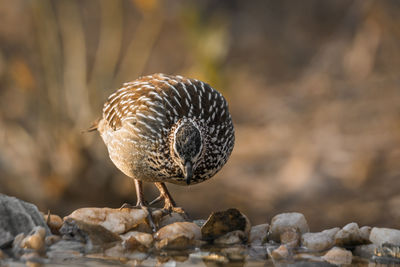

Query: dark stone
[0,194,50,248]
[201,208,248,241]
[60,218,121,250]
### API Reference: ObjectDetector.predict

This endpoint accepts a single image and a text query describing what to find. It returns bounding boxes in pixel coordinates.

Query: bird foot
[119,202,157,232]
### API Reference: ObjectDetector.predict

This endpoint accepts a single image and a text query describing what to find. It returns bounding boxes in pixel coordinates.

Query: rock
[20,226,46,252]
[370,227,400,246]
[60,218,121,250]
[0,249,7,259]
[47,240,85,260]
[0,230,14,248]
[45,235,61,246]
[359,226,371,242]
[155,222,201,250]
[0,194,50,243]
[301,227,340,251]
[354,244,377,258]
[158,212,188,228]
[214,230,246,245]
[322,247,353,265]
[334,222,366,246]
[374,243,400,260]
[270,245,290,260]
[64,207,148,234]
[280,227,300,248]
[269,212,309,242]
[201,208,251,241]
[121,231,153,250]
[43,213,63,235]
[249,224,269,245]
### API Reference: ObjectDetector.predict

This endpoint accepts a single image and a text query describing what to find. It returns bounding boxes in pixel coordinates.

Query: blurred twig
[88,0,123,110]
[114,5,163,85]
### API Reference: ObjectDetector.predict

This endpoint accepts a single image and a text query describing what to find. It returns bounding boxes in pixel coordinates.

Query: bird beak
[184,161,193,185]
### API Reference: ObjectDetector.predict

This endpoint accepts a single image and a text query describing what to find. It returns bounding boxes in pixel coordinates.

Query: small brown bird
[92,73,235,226]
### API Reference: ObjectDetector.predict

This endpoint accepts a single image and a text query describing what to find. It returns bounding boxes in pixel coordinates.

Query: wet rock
[104,243,148,261]
[354,244,377,258]
[155,222,201,250]
[369,227,400,246]
[334,222,367,246]
[214,230,246,245]
[301,227,340,251]
[201,208,251,241]
[44,213,63,235]
[374,243,400,260]
[269,212,309,242]
[222,246,247,261]
[121,231,153,250]
[65,207,148,234]
[60,218,121,249]
[20,226,46,252]
[280,227,300,248]
[47,240,85,259]
[249,224,269,245]
[0,194,50,244]
[45,235,61,246]
[322,247,352,265]
[270,245,290,260]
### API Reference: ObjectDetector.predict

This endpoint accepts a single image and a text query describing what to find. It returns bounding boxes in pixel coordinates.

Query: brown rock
[280,227,300,248]
[121,231,153,250]
[201,208,251,241]
[60,218,121,246]
[64,207,148,234]
[44,213,63,235]
[21,227,46,253]
[155,222,201,250]
[322,247,353,265]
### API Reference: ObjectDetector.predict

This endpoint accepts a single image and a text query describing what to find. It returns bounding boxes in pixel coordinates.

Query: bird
[91,73,235,228]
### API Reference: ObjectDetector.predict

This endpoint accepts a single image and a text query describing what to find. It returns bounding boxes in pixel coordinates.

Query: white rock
[369,227,400,246]
[121,231,153,249]
[301,227,340,251]
[322,247,352,265]
[65,207,148,234]
[214,230,246,245]
[269,213,309,242]
[154,222,201,249]
[249,224,269,245]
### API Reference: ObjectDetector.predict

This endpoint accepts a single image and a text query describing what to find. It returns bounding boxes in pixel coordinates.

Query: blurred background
[0,0,399,231]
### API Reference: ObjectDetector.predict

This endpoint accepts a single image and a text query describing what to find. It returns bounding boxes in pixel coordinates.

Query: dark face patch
[174,122,202,164]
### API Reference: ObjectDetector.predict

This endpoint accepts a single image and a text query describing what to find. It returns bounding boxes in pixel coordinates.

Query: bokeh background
[0,0,399,231]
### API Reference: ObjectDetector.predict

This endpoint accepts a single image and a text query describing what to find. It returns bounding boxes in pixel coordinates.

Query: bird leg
[120,179,156,232]
[153,182,185,214]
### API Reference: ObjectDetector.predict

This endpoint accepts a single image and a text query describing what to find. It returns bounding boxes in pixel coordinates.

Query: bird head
[171,120,203,185]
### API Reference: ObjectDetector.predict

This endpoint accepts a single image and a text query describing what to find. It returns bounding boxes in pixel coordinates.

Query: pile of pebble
[0,193,399,266]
